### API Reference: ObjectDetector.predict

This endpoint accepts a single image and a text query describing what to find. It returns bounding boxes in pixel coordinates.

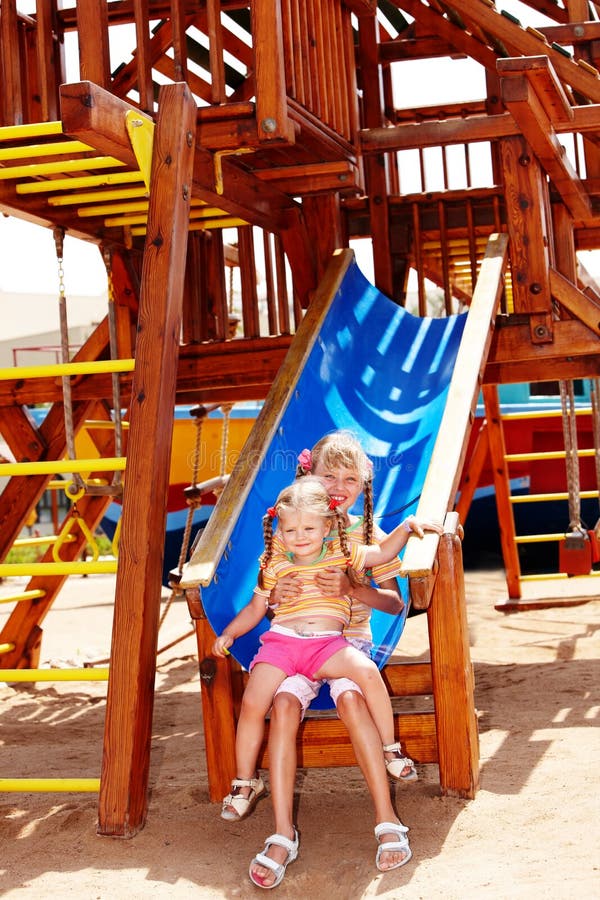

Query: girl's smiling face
[277,509,331,563]
[312,463,363,516]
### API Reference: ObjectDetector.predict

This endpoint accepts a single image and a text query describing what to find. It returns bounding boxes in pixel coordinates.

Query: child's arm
[212,590,268,657]
[362,515,444,568]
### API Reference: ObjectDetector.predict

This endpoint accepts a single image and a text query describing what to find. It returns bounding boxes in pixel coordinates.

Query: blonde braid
[363,476,374,545]
[258,512,275,588]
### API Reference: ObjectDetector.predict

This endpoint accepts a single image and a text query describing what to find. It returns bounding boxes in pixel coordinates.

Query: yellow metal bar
[515,533,566,544]
[0,358,135,380]
[0,121,63,141]
[501,407,592,421]
[520,571,600,582]
[0,589,46,605]
[0,560,117,576]
[0,667,109,681]
[84,419,130,430]
[48,186,149,206]
[506,448,595,462]
[129,217,247,237]
[0,643,16,654]
[0,140,94,161]
[0,156,126,181]
[17,170,144,194]
[0,458,125,476]
[13,533,74,548]
[0,778,100,792]
[79,200,150,217]
[511,490,599,503]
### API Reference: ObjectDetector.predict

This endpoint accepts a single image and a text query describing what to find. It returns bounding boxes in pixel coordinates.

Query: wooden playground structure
[1,1,600,837]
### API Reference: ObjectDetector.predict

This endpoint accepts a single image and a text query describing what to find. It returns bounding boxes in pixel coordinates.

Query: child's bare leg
[222,663,284,817]
[249,690,302,886]
[316,648,395,747]
[336,689,410,869]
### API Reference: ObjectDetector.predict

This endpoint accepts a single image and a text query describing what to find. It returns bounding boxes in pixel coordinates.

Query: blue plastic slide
[193,254,467,707]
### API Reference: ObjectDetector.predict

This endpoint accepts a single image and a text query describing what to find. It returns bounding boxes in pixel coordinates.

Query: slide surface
[200,258,467,707]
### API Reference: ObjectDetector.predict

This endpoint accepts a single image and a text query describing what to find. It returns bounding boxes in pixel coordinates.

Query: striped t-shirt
[264,516,403,639]
[256,539,370,628]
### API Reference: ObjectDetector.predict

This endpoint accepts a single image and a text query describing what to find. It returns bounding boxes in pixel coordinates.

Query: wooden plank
[75,0,111,88]
[253,0,294,142]
[206,0,226,104]
[455,419,490,526]
[499,65,591,221]
[238,225,260,338]
[401,233,508,579]
[98,82,197,838]
[179,249,353,588]
[35,0,59,120]
[132,0,155,114]
[169,0,188,81]
[0,0,23,125]
[427,529,479,798]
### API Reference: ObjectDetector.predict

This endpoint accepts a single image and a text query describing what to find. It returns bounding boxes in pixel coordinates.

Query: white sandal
[249,829,299,889]
[375,821,412,871]
[220,775,266,821]
[383,742,418,782]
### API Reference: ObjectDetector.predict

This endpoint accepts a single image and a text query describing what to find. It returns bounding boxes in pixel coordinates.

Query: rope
[559,380,582,531]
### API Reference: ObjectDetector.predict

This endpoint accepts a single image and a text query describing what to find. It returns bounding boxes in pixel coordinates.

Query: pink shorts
[249,629,350,680]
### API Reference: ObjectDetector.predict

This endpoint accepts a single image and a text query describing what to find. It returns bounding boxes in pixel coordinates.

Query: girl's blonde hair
[260,476,351,577]
[297,431,374,544]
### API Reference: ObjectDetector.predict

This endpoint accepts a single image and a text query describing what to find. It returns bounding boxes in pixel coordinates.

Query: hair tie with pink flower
[328,498,341,510]
[297,448,313,472]
[266,506,277,518]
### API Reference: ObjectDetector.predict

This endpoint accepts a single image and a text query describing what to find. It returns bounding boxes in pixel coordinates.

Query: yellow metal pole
[0,457,126,476]
[0,121,63,140]
[0,643,16,654]
[0,358,134,380]
[0,156,125,180]
[17,171,144,194]
[0,778,100,792]
[0,589,46,605]
[0,668,109,681]
[0,561,117,577]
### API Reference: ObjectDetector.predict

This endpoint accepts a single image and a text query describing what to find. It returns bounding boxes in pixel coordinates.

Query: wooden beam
[499,135,553,338]
[98,82,197,838]
[499,58,592,221]
[75,1,111,88]
[60,81,298,233]
[549,267,600,335]
[427,521,479,798]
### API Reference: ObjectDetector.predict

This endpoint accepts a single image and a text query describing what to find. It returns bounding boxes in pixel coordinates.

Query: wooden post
[186,589,237,802]
[427,521,479,799]
[97,83,196,837]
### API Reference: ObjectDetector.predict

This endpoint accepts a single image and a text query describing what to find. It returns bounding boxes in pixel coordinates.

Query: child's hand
[270,572,302,606]
[213,633,234,657]
[315,566,351,597]
[403,515,444,538]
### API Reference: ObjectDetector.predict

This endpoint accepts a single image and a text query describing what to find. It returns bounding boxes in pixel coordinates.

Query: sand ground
[1,565,599,899]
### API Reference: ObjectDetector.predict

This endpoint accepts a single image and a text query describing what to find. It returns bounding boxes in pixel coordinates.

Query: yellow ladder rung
[520,571,600,583]
[0,667,109,682]
[0,457,126,476]
[511,490,599,504]
[0,643,16,654]
[0,560,117,577]
[13,533,75,548]
[17,170,144,194]
[0,589,46,605]
[506,448,596,462]
[515,533,566,544]
[0,358,135,380]
[0,156,126,180]
[0,121,63,141]
[0,778,100,792]
[501,407,591,422]
[0,140,94,162]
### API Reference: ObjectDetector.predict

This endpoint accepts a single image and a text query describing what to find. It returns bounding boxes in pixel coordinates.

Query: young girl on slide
[213,451,442,887]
